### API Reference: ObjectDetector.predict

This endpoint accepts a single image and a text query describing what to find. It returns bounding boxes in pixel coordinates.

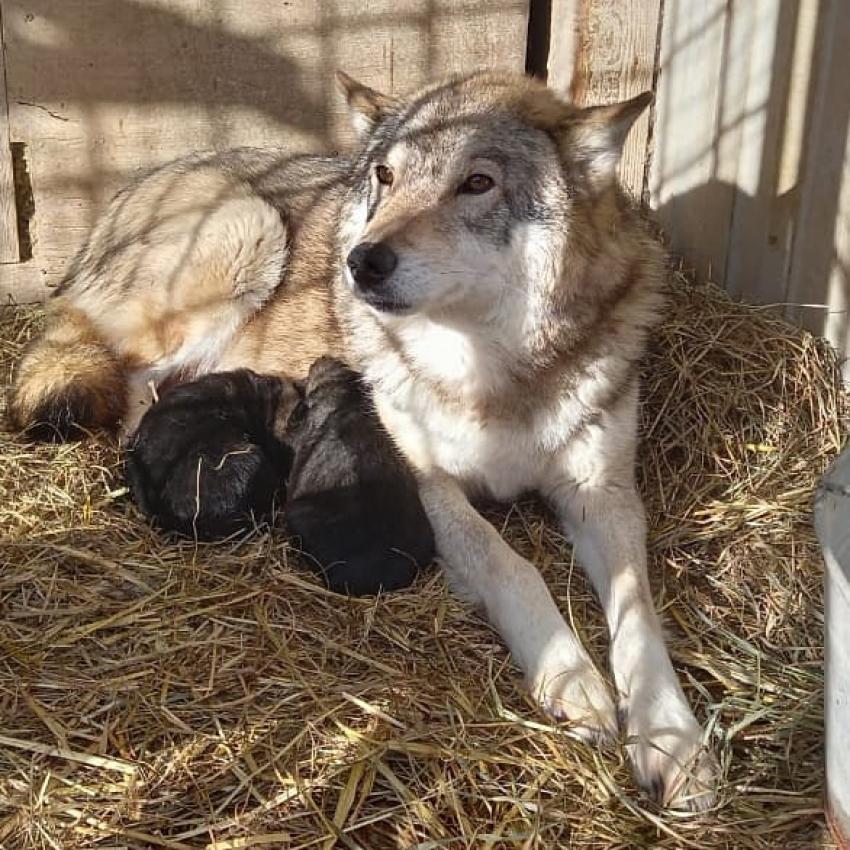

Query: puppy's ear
[562,91,653,190]
[336,71,398,139]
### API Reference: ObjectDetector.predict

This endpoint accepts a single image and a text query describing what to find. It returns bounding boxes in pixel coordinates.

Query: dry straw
[0,274,846,849]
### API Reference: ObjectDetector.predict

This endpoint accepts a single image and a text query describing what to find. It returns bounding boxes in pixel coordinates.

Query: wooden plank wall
[550,0,848,379]
[650,0,804,299]
[0,0,529,300]
[647,0,729,280]
[784,0,850,379]
[649,0,849,379]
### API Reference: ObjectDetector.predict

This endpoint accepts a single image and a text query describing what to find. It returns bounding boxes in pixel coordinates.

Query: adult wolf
[8,71,717,809]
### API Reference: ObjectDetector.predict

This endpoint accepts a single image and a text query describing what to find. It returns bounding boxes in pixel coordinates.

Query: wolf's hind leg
[7,304,127,441]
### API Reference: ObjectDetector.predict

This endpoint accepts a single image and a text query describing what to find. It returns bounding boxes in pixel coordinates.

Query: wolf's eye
[375,165,394,186]
[459,174,494,195]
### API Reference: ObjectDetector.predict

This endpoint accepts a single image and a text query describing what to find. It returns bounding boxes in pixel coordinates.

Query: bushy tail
[7,304,126,441]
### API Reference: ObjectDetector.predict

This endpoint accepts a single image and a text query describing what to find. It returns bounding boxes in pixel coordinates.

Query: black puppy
[285,356,435,595]
[125,370,297,539]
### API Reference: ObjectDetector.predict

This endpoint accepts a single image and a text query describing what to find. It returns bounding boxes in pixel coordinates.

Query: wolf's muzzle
[347,241,398,291]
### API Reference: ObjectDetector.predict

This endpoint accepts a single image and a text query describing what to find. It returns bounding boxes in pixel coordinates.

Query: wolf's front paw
[530,639,618,744]
[626,688,718,811]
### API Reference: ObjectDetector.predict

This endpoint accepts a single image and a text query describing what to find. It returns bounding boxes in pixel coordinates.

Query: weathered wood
[0,262,50,304]
[784,0,849,379]
[722,0,805,304]
[648,0,730,281]
[0,4,20,263]
[547,0,579,92]
[548,0,662,197]
[2,0,529,292]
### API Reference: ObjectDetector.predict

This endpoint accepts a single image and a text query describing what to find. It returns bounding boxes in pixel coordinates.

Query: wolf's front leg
[546,478,718,810]
[417,471,617,742]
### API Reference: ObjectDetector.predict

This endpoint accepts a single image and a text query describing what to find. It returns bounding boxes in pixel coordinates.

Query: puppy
[285,357,434,595]
[125,370,297,539]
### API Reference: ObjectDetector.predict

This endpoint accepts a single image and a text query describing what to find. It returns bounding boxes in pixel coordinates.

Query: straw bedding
[0,275,846,849]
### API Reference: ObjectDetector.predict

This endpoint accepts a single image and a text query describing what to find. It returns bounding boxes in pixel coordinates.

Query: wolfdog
[8,71,717,809]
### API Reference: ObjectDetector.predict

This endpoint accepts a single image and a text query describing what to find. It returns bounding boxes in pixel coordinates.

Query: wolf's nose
[347,242,398,289]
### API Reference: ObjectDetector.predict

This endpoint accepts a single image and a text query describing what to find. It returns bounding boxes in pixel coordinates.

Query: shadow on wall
[5,0,329,137]
[656,185,779,331]
[4,0,526,150]
[658,174,849,377]
[1,0,528,253]
[651,0,849,368]
[657,177,850,345]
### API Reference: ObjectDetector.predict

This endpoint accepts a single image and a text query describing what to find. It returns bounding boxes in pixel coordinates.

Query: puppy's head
[303,356,365,406]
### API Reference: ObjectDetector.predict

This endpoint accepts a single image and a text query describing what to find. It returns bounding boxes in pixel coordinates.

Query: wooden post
[547,0,662,198]
[0,5,20,264]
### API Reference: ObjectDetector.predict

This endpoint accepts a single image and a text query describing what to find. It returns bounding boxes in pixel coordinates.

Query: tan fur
[7,304,126,438]
[219,189,346,377]
[10,153,314,435]
[70,166,289,369]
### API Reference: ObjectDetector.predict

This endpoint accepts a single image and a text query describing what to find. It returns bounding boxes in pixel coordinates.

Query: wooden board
[0,4,20,263]
[0,0,529,298]
[721,0,809,305]
[547,0,662,197]
[649,0,817,298]
[648,0,730,281]
[547,0,578,92]
[784,0,849,378]
[0,262,49,304]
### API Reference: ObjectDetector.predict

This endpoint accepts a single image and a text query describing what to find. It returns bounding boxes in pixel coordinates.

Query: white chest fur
[376,389,547,501]
[361,313,540,499]
[362,322,548,500]
[361,308,640,502]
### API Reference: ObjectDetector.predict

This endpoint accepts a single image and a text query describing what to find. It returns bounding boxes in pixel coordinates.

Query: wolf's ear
[336,71,398,139]
[563,91,653,188]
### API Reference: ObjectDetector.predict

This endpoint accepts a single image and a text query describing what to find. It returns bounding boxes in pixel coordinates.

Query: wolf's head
[337,71,651,322]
